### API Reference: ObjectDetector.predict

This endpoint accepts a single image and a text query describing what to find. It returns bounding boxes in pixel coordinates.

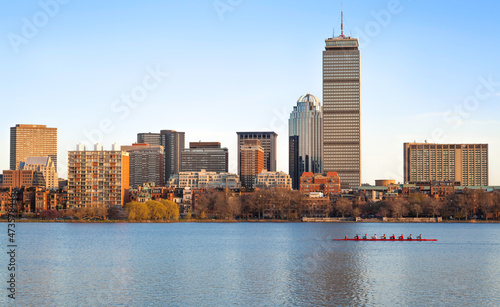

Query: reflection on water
[5,223,500,306]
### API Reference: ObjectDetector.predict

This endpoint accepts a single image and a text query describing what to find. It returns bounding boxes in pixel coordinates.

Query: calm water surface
[3,222,500,306]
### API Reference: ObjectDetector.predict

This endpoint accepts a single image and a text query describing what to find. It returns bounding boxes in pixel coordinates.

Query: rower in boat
[390,234,395,240]
[371,234,377,239]
[417,234,422,240]
[398,234,404,240]
[381,234,387,240]
[363,234,368,240]
[354,234,359,239]
[407,234,413,240]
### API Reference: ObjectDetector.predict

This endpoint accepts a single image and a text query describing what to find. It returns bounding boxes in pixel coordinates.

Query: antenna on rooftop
[341,1,344,37]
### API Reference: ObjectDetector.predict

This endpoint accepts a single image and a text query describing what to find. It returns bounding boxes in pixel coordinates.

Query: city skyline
[1,1,499,185]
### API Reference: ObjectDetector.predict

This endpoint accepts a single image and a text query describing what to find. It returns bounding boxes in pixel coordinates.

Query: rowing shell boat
[333,238,437,241]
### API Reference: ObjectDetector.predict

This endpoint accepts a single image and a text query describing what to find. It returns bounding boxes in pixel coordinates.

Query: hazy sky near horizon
[1,0,499,185]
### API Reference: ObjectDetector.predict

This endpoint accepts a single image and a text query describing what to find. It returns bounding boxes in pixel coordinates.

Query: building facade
[2,170,37,188]
[240,139,265,189]
[255,171,292,190]
[19,157,58,190]
[237,132,277,174]
[289,135,299,189]
[67,144,129,208]
[35,189,64,212]
[168,170,240,189]
[300,172,341,196]
[289,94,323,190]
[10,124,58,170]
[122,143,164,188]
[403,143,488,186]
[137,132,161,146]
[322,19,361,189]
[160,130,185,182]
[181,142,228,173]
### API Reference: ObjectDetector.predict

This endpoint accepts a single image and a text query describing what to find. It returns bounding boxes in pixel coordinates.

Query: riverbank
[2,218,500,223]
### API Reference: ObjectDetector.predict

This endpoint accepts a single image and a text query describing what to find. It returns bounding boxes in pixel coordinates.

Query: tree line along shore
[4,187,500,223]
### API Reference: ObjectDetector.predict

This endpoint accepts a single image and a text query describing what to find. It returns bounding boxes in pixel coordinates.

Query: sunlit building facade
[20,156,58,190]
[237,132,277,174]
[10,124,58,170]
[168,170,240,189]
[322,30,361,189]
[404,143,488,186]
[67,143,129,208]
[289,94,323,190]
[255,171,292,190]
[240,139,265,189]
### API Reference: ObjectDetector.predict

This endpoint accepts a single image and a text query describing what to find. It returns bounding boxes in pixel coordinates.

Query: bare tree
[460,189,477,220]
[389,198,409,218]
[334,198,352,218]
[411,203,423,218]
[427,199,443,218]
[493,191,500,220]
[476,189,493,220]
[289,190,304,219]
[214,191,241,219]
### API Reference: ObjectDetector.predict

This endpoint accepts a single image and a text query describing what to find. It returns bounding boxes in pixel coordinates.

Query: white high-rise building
[289,94,323,190]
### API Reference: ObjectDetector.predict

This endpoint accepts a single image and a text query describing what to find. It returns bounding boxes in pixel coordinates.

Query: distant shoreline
[2,218,500,223]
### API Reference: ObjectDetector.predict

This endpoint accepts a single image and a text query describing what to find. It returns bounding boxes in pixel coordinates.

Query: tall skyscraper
[181,142,228,173]
[137,132,161,146]
[289,94,323,190]
[237,132,277,175]
[122,143,164,188]
[404,143,488,186]
[322,10,361,189]
[10,124,58,170]
[240,140,265,189]
[160,130,185,182]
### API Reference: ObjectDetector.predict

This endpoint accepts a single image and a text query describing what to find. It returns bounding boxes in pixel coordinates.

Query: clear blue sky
[1,0,499,185]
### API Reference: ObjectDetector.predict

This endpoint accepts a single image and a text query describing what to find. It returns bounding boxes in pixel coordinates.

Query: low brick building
[300,172,341,195]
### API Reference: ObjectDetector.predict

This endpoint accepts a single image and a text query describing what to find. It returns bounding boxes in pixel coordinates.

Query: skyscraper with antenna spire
[322,4,361,189]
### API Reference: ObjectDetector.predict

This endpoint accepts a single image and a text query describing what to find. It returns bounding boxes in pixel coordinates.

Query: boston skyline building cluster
[1,10,495,210]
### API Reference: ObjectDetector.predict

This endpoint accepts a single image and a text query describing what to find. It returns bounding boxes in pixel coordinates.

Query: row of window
[323,54,359,58]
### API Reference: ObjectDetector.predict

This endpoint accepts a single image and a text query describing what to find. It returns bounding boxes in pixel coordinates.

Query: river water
[3,222,500,306]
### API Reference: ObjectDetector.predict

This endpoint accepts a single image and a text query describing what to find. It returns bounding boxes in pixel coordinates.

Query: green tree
[125,201,150,221]
[146,200,167,220]
[159,199,179,221]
